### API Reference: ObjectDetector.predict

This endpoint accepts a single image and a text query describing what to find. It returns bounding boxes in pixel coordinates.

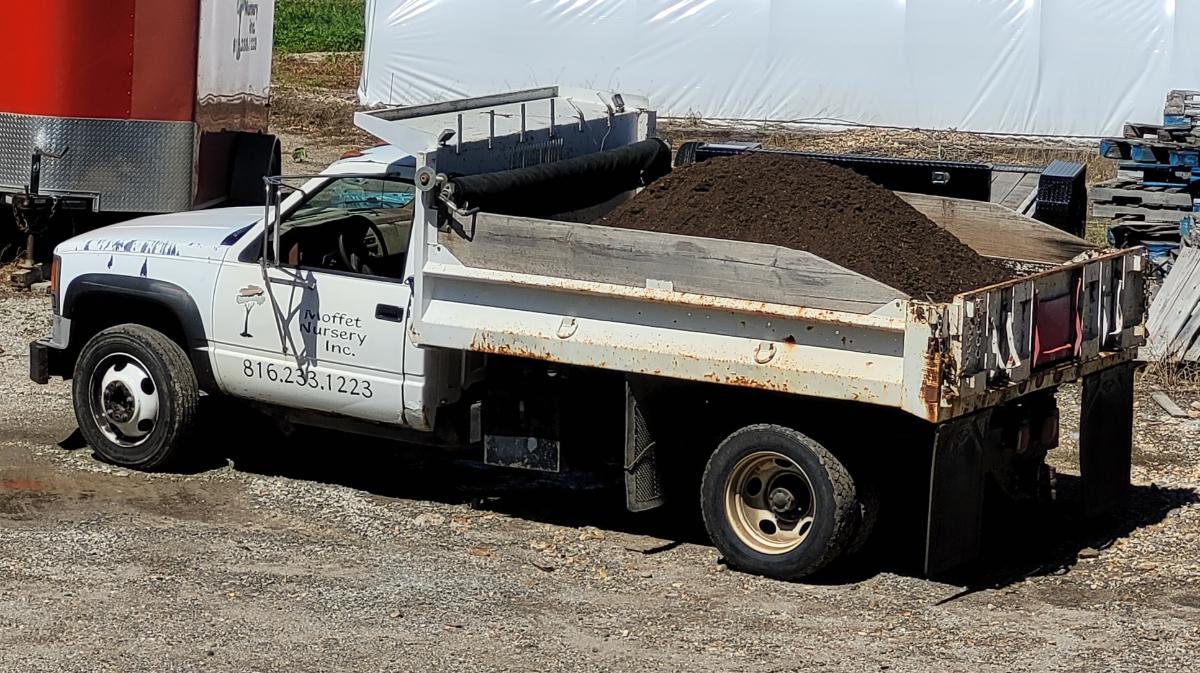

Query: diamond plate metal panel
[0,112,195,213]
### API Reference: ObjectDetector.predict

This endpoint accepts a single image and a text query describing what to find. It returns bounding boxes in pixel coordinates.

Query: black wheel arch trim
[61,274,216,391]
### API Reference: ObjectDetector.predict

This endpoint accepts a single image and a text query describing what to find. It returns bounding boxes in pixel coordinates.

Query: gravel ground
[2,291,1199,672]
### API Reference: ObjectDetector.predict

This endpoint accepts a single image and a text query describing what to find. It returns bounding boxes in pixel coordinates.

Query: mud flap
[925,410,994,576]
[229,132,281,205]
[1079,362,1135,518]
[624,381,665,512]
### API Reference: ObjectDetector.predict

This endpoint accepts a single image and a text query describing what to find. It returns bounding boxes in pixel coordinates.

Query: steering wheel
[336,215,390,274]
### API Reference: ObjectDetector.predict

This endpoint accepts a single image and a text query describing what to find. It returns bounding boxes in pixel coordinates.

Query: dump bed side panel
[439,212,907,314]
[416,258,908,406]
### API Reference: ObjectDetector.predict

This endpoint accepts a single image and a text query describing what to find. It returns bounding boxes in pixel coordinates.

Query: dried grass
[659,120,1115,184]
[1139,360,1200,393]
[273,52,362,90]
[271,53,371,145]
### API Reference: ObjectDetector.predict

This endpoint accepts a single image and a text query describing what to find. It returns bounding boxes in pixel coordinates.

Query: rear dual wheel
[701,424,867,580]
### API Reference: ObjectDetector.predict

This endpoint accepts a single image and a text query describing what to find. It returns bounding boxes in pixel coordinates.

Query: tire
[71,324,199,470]
[701,424,858,580]
[844,475,880,558]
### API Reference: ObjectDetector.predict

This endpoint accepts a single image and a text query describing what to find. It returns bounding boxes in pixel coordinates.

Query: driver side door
[209,177,417,426]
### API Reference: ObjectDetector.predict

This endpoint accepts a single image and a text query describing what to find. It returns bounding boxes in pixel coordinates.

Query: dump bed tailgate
[931,247,1144,420]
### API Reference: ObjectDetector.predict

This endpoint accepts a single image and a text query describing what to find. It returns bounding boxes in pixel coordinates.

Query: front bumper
[29,314,71,384]
[29,339,59,384]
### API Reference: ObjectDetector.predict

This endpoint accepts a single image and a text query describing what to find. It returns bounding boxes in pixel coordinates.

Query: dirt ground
[1,55,1198,672]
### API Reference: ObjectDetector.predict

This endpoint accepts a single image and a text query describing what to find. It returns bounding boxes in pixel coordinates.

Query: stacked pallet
[1097,92,1200,362]
[1089,91,1200,274]
[1092,132,1199,225]
[1163,89,1200,128]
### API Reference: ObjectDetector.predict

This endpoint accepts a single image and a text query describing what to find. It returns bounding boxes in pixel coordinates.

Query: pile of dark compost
[600,152,1014,301]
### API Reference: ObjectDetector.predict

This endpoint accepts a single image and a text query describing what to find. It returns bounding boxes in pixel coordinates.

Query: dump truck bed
[354,88,1144,424]
[413,208,1143,424]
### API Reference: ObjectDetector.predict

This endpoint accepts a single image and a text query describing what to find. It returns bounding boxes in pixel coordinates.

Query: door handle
[375,304,404,322]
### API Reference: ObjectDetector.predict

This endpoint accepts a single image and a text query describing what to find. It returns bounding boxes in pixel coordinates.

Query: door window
[278,176,416,280]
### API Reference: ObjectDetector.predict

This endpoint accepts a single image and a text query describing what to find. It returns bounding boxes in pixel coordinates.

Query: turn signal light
[50,255,61,314]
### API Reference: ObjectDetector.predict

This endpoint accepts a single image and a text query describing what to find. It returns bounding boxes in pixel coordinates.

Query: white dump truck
[30,88,1144,579]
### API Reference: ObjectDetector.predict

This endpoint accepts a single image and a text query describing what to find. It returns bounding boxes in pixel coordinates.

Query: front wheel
[701,424,858,580]
[72,324,199,470]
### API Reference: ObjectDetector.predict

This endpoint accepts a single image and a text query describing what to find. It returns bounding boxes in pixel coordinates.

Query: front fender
[60,273,215,390]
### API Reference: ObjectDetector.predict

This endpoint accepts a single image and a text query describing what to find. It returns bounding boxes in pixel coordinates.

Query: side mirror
[262,177,278,269]
[261,176,295,269]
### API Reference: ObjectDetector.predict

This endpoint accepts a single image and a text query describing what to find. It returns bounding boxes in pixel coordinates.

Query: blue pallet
[1118,160,1193,175]
[1116,167,1198,191]
[1100,138,1139,160]
[1172,151,1200,168]
[1101,139,1155,162]
[1140,179,1199,188]
[1101,138,1200,167]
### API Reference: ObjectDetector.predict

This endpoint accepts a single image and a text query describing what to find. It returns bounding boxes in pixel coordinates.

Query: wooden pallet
[1122,122,1200,143]
[1114,169,1196,189]
[1089,180,1194,208]
[1115,162,1196,187]
[1091,203,1192,223]
[1109,217,1187,237]
[1145,246,1200,362]
[1162,115,1200,129]
[1164,90,1200,114]
[1124,122,1167,139]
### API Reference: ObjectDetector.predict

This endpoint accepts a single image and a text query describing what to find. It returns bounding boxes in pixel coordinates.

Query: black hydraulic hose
[443,138,672,217]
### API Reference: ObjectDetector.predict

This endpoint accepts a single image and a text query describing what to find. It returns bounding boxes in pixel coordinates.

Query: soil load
[601,152,1013,301]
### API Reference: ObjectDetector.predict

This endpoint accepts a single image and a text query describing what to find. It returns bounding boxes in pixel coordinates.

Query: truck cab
[33,142,456,435]
[210,148,438,430]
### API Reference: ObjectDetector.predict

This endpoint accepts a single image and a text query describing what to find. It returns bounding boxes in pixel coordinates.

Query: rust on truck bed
[947,349,1137,419]
[460,325,899,404]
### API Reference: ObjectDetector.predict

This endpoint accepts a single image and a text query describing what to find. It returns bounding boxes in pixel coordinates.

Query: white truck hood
[58,207,263,260]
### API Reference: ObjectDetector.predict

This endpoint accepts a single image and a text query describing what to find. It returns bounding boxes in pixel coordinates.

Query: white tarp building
[360,0,1200,137]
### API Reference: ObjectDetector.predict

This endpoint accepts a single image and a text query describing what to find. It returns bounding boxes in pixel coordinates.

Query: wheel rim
[89,353,160,448]
[724,451,816,554]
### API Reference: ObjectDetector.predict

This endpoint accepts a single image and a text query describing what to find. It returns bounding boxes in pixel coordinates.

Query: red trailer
[0,0,278,281]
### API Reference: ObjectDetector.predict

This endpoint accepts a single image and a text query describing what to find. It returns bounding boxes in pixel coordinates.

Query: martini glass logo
[237,285,266,337]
